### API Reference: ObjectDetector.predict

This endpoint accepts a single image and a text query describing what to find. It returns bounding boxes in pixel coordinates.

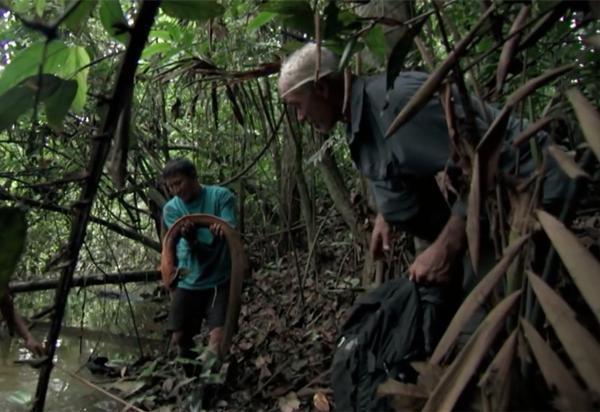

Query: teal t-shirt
[162,185,236,290]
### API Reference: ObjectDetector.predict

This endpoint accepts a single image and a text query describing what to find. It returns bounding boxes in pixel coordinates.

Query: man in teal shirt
[161,158,236,358]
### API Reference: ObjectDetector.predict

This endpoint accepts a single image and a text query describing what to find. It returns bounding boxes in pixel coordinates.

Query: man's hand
[408,215,465,284]
[370,213,391,259]
[24,337,45,357]
[180,220,197,244]
[209,222,225,238]
[409,241,452,284]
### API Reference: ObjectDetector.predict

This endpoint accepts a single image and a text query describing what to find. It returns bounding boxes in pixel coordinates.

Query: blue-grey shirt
[347,72,568,235]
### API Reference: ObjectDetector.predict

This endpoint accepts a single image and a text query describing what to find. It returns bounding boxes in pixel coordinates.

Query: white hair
[278,43,340,97]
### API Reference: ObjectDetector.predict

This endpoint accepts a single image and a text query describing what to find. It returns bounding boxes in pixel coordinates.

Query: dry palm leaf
[423,290,522,412]
[527,271,600,395]
[566,88,600,162]
[521,318,592,411]
[536,210,600,323]
[430,234,528,365]
[478,329,518,412]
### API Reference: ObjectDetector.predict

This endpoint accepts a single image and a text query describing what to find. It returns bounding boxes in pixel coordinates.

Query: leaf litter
[92,247,358,411]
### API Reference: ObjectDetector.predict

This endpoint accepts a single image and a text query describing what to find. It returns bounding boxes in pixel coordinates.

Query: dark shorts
[167,281,229,335]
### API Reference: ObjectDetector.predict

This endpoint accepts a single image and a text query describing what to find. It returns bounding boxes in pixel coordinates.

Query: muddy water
[0,289,167,411]
[1,334,136,411]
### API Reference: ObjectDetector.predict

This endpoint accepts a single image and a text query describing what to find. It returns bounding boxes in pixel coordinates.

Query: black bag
[331,278,449,411]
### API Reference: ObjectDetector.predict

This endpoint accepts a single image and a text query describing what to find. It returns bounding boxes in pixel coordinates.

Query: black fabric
[331,278,451,412]
[167,280,230,334]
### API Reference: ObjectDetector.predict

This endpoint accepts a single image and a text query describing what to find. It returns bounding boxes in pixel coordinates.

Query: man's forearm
[13,310,34,342]
[1,295,33,342]
[436,214,466,255]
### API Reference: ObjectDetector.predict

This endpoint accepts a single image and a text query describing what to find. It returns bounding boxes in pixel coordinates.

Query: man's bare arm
[1,294,44,356]
[409,214,466,284]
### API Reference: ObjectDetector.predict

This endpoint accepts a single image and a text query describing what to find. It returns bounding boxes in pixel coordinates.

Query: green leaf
[44,79,77,129]
[6,390,32,406]
[63,0,98,33]
[0,208,27,298]
[0,41,68,96]
[161,0,225,23]
[338,36,359,71]
[99,0,130,44]
[323,0,343,39]
[261,0,309,15]
[42,43,73,75]
[23,74,63,100]
[386,18,426,91]
[0,74,62,131]
[0,86,35,131]
[166,22,184,42]
[364,25,387,64]
[64,46,90,111]
[261,0,314,34]
[142,42,175,59]
[247,11,277,32]
[7,0,29,13]
[34,0,45,16]
[150,30,174,42]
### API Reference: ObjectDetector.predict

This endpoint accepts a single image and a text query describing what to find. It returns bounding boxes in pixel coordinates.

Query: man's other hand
[369,213,391,259]
[25,337,45,357]
[209,223,224,238]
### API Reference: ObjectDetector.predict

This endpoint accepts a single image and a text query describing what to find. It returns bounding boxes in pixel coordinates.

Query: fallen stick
[54,363,146,412]
[9,271,160,293]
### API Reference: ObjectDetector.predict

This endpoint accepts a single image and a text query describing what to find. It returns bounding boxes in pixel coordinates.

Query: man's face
[284,84,338,134]
[165,173,198,202]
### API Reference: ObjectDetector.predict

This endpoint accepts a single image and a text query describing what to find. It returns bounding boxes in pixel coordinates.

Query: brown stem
[32,3,160,410]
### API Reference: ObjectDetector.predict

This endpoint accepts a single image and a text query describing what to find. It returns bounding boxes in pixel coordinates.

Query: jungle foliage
[0,0,599,411]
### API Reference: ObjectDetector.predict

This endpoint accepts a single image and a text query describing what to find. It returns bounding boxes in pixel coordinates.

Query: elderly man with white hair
[278,42,569,288]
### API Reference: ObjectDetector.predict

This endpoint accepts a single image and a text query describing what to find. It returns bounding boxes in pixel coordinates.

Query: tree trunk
[316,147,376,284]
[286,108,319,273]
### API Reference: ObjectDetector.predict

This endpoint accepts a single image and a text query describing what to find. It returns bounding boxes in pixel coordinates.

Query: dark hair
[162,158,197,179]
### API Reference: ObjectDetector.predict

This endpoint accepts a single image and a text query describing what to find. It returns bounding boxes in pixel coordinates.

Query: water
[0,287,166,411]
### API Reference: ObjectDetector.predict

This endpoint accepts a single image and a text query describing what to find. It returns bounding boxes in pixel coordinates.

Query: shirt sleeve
[217,189,237,228]
[372,177,452,242]
[371,179,420,225]
[162,202,182,229]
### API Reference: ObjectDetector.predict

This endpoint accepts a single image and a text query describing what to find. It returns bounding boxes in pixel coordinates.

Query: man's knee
[208,327,224,357]
[171,330,186,347]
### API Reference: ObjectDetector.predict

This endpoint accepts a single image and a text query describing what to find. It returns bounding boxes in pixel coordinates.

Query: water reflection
[0,287,165,412]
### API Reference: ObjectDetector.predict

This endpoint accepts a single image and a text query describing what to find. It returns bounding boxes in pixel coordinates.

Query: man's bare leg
[208,327,224,359]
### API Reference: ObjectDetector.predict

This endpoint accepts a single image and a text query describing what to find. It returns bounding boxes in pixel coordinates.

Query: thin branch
[54,364,146,412]
[0,189,160,251]
[219,111,285,186]
[33,3,161,410]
